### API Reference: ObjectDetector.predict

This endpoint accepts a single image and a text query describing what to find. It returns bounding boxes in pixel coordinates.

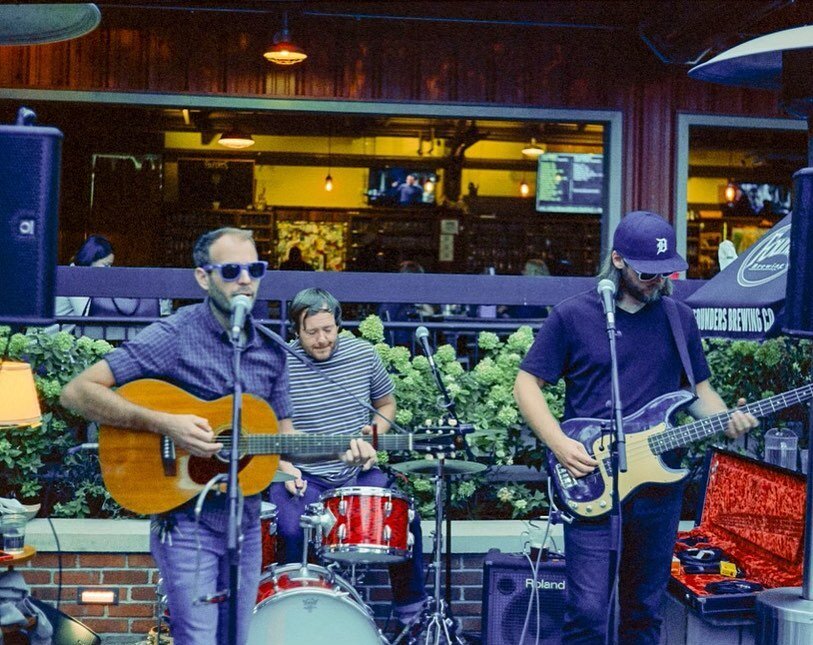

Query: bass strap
[663,296,696,395]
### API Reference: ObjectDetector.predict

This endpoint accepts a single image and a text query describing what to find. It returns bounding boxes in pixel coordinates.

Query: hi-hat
[391,459,487,477]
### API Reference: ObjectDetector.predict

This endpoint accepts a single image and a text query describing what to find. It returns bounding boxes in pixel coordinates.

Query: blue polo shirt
[521,290,710,422]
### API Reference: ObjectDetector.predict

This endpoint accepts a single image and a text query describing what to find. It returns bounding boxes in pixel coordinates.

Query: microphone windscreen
[415,325,430,340]
[230,294,252,312]
[597,278,616,296]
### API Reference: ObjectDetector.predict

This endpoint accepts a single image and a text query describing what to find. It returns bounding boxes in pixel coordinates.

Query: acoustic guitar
[99,379,458,515]
[548,384,813,520]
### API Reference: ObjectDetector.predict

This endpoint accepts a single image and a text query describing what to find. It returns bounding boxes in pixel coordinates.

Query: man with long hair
[514,211,758,644]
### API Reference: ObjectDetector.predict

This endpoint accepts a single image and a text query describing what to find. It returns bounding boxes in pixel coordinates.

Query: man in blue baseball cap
[514,211,758,643]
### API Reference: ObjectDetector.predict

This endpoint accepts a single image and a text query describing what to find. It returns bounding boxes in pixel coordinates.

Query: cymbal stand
[393,454,465,645]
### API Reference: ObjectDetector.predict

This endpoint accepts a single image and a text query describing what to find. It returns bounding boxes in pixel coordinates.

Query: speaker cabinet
[29,597,101,645]
[785,167,813,336]
[0,120,62,325]
[482,549,566,645]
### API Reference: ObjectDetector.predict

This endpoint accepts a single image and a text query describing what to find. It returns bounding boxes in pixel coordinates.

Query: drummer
[270,288,427,626]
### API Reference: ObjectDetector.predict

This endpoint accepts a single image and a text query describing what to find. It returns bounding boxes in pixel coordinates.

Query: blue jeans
[269,467,426,607]
[150,495,262,645]
[562,484,683,644]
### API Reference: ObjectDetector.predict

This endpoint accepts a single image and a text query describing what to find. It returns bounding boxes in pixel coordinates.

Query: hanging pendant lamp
[264,12,307,66]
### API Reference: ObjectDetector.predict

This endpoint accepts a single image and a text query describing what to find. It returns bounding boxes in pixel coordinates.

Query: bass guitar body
[547,390,694,520]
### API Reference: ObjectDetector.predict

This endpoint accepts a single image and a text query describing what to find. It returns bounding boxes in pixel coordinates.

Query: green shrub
[1,322,809,521]
[0,327,120,517]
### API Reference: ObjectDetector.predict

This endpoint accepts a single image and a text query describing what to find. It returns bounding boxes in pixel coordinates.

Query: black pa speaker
[0,107,62,325]
[785,167,813,337]
[482,549,566,645]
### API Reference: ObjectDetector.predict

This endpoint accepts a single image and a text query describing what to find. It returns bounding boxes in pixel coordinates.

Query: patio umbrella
[685,214,791,340]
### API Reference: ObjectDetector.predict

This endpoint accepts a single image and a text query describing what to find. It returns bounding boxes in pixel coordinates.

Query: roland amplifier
[482,548,566,645]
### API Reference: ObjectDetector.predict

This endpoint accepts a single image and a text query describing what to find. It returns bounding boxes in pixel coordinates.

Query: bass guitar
[547,384,813,520]
[99,379,459,515]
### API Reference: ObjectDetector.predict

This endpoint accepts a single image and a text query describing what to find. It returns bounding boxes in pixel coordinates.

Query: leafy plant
[0,327,119,517]
[2,322,809,521]
[360,316,558,519]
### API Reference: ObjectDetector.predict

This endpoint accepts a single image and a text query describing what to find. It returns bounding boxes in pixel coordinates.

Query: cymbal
[272,471,296,483]
[391,459,487,477]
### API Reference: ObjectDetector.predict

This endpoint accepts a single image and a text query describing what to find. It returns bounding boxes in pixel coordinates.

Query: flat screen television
[535,152,604,214]
[736,182,791,217]
[367,167,438,207]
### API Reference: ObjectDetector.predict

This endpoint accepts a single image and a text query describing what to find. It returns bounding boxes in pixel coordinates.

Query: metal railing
[52,267,706,360]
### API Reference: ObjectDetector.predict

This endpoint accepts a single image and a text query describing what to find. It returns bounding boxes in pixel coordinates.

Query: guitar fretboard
[650,384,813,454]
[219,433,415,455]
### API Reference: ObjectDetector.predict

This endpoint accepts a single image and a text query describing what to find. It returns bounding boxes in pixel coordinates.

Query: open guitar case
[669,448,807,617]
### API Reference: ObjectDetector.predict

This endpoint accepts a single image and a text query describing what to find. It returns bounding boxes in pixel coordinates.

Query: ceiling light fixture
[519,178,530,197]
[521,137,546,158]
[264,12,307,66]
[218,126,255,149]
[324,127,333,191]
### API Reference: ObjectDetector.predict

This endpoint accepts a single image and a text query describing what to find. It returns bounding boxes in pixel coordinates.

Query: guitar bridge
[161,436,177,477]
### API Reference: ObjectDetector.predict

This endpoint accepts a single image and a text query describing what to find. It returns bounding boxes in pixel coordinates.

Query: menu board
[536,153,604,214]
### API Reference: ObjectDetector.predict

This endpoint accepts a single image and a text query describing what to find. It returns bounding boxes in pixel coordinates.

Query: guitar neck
[221,432,414,456]
[654,383,813,454]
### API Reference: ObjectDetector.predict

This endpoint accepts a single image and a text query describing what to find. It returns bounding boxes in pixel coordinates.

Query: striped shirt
[288,334,394,482]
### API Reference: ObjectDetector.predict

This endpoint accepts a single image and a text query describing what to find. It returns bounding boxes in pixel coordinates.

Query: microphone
[415,326,435,367]
[230,294,252,339]
[597,279,616,328]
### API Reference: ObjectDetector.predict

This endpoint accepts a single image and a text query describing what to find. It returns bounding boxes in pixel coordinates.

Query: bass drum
[248,563,383,644]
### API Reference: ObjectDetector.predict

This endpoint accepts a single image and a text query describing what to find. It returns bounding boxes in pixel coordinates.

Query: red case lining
[672,449,806,599]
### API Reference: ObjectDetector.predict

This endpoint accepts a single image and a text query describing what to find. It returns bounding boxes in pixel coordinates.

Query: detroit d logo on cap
[656,238,667,255]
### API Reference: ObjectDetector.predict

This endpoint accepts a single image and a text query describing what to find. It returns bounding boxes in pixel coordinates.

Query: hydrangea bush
[360,315,562,519]
[0,327,118,517]
[0,321,809,520]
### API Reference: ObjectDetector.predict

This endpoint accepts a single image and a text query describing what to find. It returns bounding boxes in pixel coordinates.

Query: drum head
[249,587,381,644]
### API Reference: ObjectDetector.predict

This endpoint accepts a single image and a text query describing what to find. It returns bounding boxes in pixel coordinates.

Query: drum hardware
[153,578,171,645]
[392,454,468,645]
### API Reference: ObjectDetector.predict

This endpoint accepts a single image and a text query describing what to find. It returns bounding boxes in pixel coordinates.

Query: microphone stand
[417,330,474,635]
[225,330,245,645]
[604,307,626,645]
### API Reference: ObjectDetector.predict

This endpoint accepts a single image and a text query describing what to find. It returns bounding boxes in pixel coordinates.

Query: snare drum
[249,564,382,644]
[317,486,414,564]
[260,501,278,571]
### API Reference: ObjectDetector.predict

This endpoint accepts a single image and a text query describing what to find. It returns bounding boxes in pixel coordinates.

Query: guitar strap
[663,296,696,395]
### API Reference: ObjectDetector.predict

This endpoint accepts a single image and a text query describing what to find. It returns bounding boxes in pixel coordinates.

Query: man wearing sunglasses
[514,211,758,644]
[61,228,375,645]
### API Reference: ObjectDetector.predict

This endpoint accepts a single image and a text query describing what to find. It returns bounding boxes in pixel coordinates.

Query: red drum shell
[318,486,413,564]
[259,501,277,571]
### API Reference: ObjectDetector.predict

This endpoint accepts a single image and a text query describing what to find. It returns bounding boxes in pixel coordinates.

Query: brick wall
[21,551,488,642]
[22,553,161,639]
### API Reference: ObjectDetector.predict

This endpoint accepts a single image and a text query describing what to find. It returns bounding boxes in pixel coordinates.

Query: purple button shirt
[105,299,291,420]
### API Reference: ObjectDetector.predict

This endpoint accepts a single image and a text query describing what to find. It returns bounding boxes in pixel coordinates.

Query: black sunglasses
[202,261,268,282]
[625,263,670,282]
